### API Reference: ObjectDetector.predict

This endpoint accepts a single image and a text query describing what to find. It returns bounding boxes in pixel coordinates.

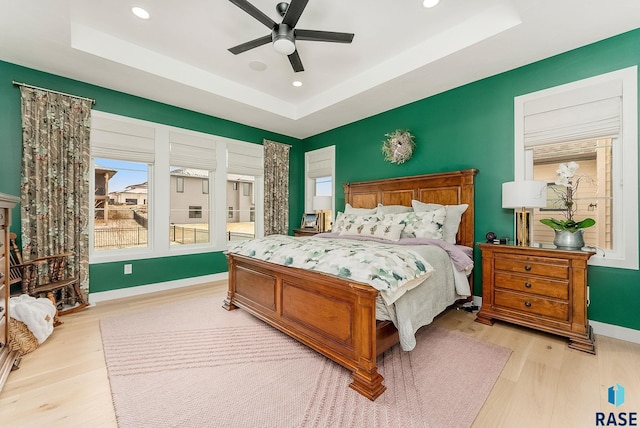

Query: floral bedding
[226,234,434,304]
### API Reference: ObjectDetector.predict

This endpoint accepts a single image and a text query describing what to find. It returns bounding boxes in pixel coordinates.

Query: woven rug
[100,295,510,428]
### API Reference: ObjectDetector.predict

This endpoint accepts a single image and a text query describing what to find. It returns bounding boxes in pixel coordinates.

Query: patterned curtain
[263,140,290,235]
[19,87,92,299]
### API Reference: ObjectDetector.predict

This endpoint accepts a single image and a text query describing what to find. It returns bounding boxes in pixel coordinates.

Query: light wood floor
[1,281,638,428]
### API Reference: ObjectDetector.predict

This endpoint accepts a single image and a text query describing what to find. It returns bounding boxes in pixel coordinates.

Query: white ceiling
[1,0,639,139]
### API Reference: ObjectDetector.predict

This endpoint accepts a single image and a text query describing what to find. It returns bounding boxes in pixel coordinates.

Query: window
[514,66,638,269]
[90,111,264,261]
[189,206,202,219]
[169,131,216,247]
[93,159,150,251]
[91,114,154,253]
[305,146,335,231]
[226,140,264,242]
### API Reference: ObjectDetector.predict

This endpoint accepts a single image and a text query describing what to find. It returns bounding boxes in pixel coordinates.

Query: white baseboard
[590,320,640,345]
[473,296,640,345]
[88,272,229,304]
[90,282,640,346]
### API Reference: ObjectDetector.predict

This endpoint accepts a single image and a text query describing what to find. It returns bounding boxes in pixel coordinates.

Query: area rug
[100,295,510,428]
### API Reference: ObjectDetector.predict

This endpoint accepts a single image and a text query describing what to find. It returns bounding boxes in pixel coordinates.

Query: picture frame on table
[301,213,319,229]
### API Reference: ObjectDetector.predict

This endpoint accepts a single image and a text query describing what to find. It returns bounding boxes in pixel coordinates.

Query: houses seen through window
[226,174,256,241]
[169,167,210,245]
[93,158,149,251]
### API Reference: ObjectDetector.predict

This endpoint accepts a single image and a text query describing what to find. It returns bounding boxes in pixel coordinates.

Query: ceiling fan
[228,0,355,73]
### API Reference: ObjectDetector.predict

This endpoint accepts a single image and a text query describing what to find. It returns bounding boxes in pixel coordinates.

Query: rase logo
[596,384,637,426]
[610,384,626,407]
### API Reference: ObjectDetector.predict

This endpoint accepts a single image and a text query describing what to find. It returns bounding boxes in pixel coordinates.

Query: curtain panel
[263,140,290,235]
[19,87,92,298]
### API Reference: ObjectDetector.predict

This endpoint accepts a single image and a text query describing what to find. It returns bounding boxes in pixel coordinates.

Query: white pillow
[339,220,405,241]
[376,204,413,214]
[411,200,468,244]
[333,212,380,234]
[381,209,446,240]
[344,203,377,215]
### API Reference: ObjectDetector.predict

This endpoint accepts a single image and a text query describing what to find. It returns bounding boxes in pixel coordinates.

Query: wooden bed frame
[223,169,478,400]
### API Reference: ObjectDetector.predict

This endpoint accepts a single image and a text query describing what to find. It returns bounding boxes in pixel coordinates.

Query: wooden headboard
[343,169,479,249]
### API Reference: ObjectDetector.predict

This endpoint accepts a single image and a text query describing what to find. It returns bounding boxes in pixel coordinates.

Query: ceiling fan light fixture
[422,0,440,8]
[272,25,296,55]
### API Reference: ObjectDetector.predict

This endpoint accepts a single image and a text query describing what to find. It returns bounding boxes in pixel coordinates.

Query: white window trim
[90,111,263,263]
[514,66,638,270]
[304,146,336,214]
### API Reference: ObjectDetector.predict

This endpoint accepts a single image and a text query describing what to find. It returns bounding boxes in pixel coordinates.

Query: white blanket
[9,294,56,344]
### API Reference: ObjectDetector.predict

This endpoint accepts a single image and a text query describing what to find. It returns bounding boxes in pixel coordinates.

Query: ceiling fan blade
[228,35,272,55]
[295,29,354,43]
[229,0,276,29]
[282,0,309,28]
[288,50,304,73]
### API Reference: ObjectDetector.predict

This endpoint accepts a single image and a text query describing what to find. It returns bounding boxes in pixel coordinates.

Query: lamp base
[515,211,531,246]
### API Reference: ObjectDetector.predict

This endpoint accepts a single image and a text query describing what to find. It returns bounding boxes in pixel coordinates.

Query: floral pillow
[333,212,380,234]
[382,208,446,239]
[411,200,468,244]
[339,220,405,241]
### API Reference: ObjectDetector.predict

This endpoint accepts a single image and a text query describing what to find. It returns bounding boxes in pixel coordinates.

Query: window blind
[523,80,622,147]
[306,146,334,179]
[91,116,155,162]
[227,141,264,175]
[169,131,217,171]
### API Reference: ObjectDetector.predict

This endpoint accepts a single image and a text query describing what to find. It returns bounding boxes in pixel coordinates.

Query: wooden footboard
[223,253,397,400]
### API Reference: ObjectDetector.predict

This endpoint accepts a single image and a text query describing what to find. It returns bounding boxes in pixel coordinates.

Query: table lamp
[502,180,547,246]
[312,195,332,232]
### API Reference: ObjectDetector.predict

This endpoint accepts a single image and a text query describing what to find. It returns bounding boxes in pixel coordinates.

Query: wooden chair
[10,234,89,326]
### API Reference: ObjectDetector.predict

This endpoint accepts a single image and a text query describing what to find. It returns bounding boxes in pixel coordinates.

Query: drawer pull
[524,301,532,308]
[525,282,532,288]
[524,265,532,271]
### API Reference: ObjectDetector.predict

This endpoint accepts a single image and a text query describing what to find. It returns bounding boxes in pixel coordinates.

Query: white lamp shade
[313,195,332,211]
[502,180,547,209]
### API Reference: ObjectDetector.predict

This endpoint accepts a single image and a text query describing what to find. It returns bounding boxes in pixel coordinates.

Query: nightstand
[475,243,596,354]
[292,228,320,237]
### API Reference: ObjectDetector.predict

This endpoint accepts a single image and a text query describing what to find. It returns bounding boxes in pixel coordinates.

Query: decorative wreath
[381,129,415,164]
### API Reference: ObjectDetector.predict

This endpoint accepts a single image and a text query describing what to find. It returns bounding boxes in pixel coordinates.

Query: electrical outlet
[124,264,133,275]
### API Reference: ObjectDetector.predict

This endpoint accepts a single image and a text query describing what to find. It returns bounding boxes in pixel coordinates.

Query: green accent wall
[304,28,640,331]
[0,60,303,292]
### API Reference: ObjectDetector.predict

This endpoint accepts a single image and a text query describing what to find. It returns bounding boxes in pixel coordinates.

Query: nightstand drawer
[495,272,569,300]
[494,256,569,279]
[494,290,569,321]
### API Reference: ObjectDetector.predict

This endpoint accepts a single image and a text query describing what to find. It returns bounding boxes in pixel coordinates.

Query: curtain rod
[12,81,96,104]
[263,139,292,148]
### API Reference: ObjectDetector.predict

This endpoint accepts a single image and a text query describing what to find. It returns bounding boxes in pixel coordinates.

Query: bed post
[222,254,238,311]
[349,290,386,400]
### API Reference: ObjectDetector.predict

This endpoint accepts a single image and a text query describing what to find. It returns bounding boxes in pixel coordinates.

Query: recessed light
[423,0,440,8]
[249,60,267,71]
[132,6,150,20]
[292,81,302,87]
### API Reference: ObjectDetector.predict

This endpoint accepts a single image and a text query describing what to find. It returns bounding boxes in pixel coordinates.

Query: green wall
[304,28,640,331]
[2,27,640,331]
[0,60,303,293]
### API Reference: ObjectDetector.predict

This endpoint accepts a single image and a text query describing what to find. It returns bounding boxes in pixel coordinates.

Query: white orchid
[555,161,579,187]
[541,161,595,232]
